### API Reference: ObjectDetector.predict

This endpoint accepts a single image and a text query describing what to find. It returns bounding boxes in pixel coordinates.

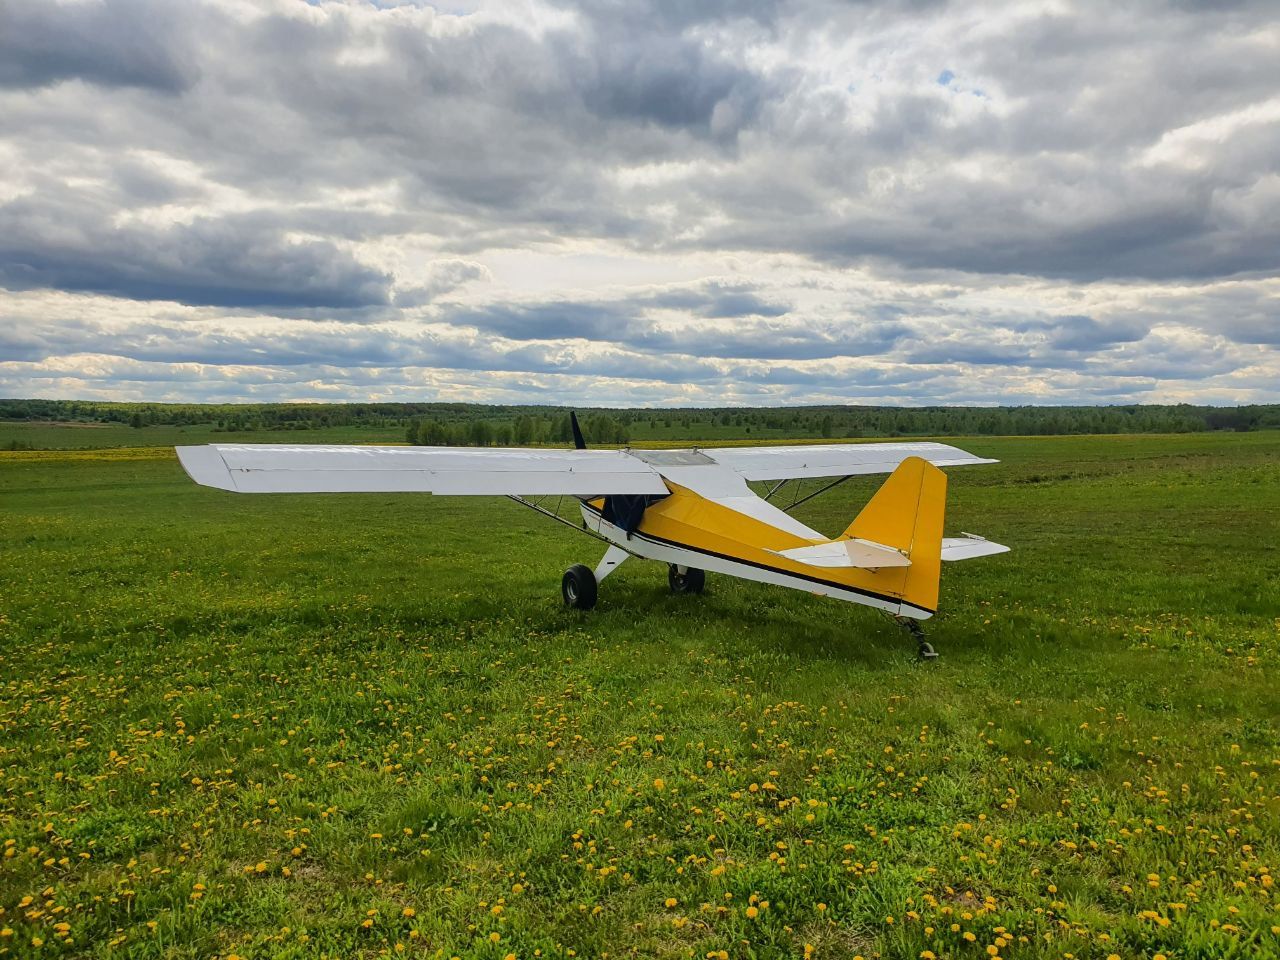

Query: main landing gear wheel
[562,564,598,610]
[894,616,937,660]
[667,564,705,594]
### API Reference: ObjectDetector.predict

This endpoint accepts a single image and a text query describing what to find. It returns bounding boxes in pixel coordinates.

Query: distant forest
[3,398,1277,447]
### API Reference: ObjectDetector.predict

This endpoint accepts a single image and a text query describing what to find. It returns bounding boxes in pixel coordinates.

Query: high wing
[176,444,669,496]
[701,441,996,481]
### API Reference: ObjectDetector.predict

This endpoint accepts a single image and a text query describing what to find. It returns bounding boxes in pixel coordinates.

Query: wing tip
[176,445,237,492]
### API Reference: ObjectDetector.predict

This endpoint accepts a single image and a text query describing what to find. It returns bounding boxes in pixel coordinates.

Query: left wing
[701,441,996,482]
[176,444,669,496]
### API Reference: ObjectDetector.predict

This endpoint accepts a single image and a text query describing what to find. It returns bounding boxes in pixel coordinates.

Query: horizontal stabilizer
[941,534,1010,562]
[771,537,911,569]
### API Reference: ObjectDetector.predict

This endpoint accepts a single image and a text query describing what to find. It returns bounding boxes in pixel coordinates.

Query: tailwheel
[668,564,705,594]
[562,564,598,610]
[893,615,937,660]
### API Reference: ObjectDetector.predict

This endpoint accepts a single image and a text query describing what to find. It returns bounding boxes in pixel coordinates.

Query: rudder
[843,456,947,615]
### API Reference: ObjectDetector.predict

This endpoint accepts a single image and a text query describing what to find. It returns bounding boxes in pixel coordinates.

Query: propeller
[569,411,587,450]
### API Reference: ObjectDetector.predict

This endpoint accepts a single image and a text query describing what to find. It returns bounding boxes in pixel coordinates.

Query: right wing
[701,441,997,481]
[176,444,669,496]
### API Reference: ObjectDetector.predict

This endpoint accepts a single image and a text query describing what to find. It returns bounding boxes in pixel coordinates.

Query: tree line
[3,398,1278,444]
[407,413,628,447]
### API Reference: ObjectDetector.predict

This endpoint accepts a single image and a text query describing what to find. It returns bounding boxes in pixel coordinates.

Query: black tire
[668,564,705,594]
[562,564,598,610]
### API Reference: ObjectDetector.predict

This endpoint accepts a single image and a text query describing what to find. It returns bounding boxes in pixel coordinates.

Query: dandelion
[746,906,759,919]
[653,778,665,790]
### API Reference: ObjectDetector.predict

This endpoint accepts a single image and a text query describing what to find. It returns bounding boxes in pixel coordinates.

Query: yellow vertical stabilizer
[843,456,947,614]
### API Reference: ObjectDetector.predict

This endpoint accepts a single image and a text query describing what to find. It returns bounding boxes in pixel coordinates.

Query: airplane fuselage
[579,448,939,619]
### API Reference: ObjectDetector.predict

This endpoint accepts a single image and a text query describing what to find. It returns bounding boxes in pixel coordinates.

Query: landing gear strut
[563,546,631,610]
[895,616,937,660]
[667,564,705,594]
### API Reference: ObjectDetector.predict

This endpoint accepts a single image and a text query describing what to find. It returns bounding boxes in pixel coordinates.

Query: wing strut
[506,494,609,543]
[780,474,856,513]
[763,478,790,502]
[762,474,858,513]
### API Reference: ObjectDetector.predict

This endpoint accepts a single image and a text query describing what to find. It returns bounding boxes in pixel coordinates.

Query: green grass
[0,433,1277,959]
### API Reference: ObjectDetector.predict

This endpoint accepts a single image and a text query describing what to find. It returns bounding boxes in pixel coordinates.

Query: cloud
[393,260,491,307]
[0,0,198,93]
[0,195,392,309]
[0,0,1278,404]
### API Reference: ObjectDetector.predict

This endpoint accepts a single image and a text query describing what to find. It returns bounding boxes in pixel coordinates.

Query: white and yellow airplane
[177,416,1007,657]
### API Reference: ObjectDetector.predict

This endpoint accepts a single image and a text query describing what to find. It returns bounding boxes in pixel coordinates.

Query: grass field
[1,433,1277,959]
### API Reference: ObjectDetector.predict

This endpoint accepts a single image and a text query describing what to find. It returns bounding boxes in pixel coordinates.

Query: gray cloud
[392,260,491,308]
[0,0,197,93]
[0,0,1278,403]
[0,194,392,309]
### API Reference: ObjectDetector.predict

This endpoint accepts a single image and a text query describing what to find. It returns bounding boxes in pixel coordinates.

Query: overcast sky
[1,0,1278,407]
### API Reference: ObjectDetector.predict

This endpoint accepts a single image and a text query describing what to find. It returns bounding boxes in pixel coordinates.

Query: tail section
[764,456,956,615]
[844,455,947,615]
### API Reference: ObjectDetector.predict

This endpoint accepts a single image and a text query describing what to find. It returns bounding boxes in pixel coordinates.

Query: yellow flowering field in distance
[0,432,1276,959]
